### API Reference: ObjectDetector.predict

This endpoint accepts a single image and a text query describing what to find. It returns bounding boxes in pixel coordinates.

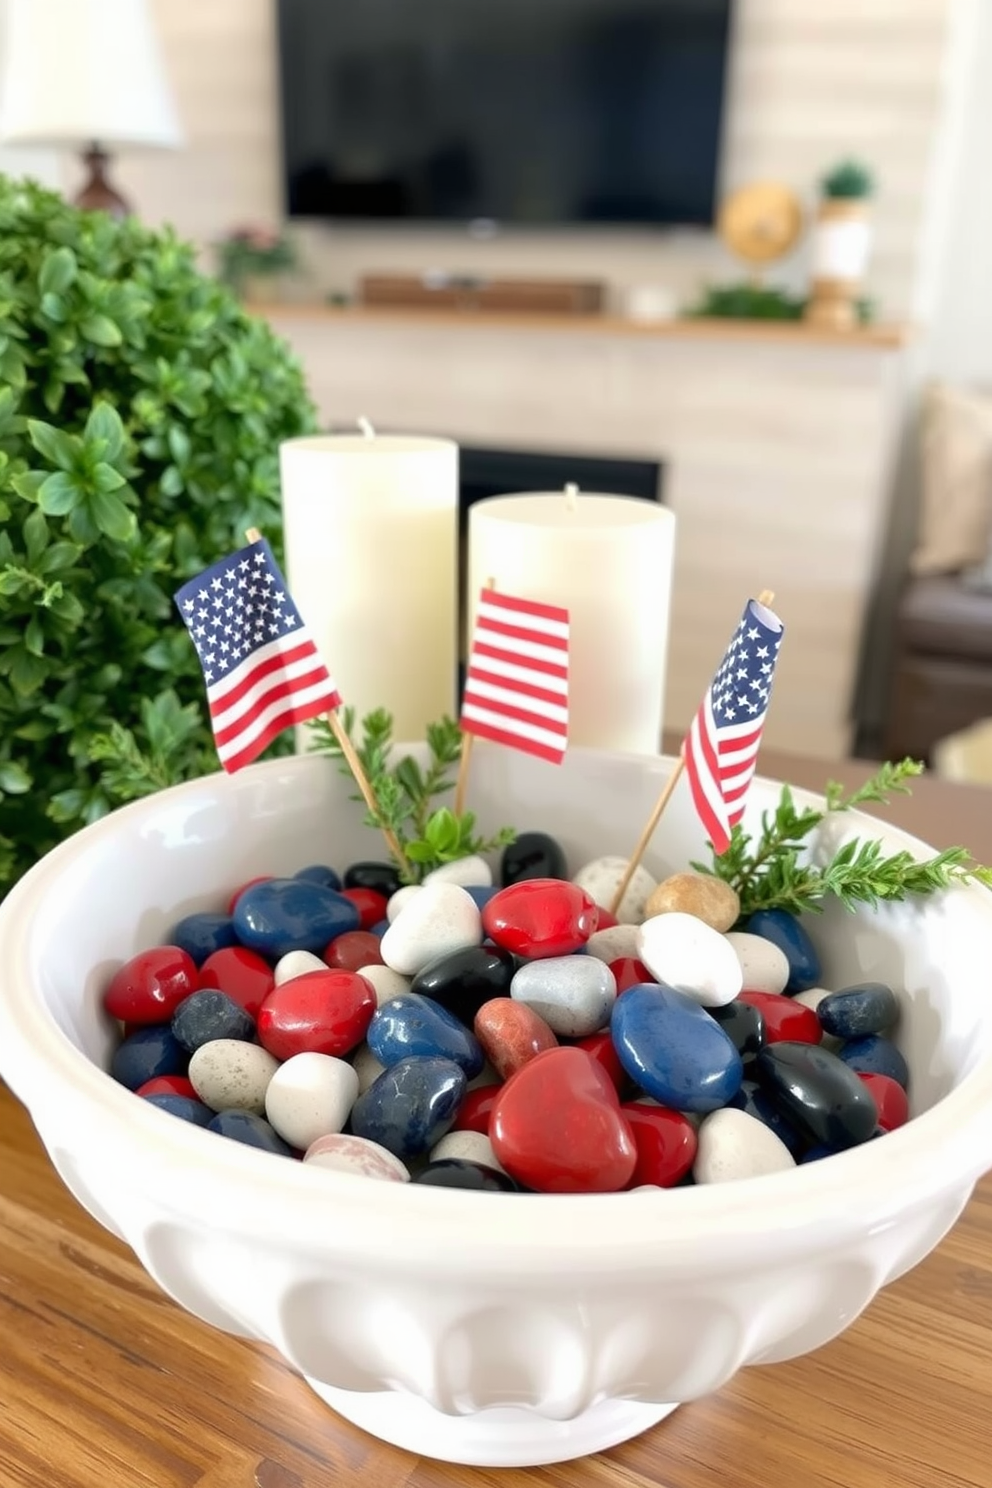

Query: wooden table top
[3,753,992,1488]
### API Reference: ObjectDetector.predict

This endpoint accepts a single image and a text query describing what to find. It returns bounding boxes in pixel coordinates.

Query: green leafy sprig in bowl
[693,758,992,920]
[309,708,516,885]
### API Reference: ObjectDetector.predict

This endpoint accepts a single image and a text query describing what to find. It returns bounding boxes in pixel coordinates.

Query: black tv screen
[276,0,732,228]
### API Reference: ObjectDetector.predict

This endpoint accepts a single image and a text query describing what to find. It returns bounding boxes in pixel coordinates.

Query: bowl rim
[2,748,992,1272]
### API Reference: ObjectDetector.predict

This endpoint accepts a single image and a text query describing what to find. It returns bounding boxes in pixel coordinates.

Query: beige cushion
[910,382,992,575]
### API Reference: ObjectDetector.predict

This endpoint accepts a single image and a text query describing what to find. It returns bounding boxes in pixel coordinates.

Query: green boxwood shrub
[0,175,317,899]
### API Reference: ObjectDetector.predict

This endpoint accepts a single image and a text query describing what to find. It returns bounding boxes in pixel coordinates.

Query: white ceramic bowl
[2,746,992,1469]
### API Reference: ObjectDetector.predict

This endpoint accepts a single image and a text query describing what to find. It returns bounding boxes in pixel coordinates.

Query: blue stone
[207,1110,294,1155]
[166,912,239,967]
[817,982,899,1039]
[350,1056,467,1157]
[465,885,498,911]
[610,983,743,1114]
[294,863,342,891]
[755,1041,879,1149]
[233,877,360,957]
[367,993,484,1078]
[728,1079,808,1158]
[744,909,821,992]
[111,1025,189,1090]
[141,1093,215,1127]
[414,1159,521,1191]
[171,989,255,1053]
[800,1144,836,1164]
[837,1034,909,1090]
[370,918,389,938]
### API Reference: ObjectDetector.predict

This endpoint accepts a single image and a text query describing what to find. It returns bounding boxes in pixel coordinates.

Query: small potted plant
[804,159,874,330]
[216,225,297,302]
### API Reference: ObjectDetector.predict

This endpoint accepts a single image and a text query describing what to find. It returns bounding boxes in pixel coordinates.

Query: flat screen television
[276,0,732,228]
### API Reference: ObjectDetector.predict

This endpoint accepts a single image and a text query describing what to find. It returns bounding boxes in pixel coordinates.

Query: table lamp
[0,0,182,217]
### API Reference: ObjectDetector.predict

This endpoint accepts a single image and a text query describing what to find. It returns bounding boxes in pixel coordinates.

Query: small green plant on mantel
[310,708,517,884]
[820,159,875,200]
[215,225,297,299]
[0,175,317,901]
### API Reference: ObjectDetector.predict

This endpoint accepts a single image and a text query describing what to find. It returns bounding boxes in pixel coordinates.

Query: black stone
[171,988,255,1053]
[728,1078,808,1159]
[343,859,403,897]
[817,982,898,1039]
[410,944,518,1024]
[707,1000,766,1061]
[755,1041,879,1150]
[413,1159,521,1192]
[500,831,568,887]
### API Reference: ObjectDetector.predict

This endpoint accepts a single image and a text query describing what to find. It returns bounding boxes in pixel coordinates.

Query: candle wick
[357,415,376,439]
[564,482,579,512]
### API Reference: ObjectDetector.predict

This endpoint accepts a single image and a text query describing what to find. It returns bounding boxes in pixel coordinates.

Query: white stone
[510,955,617,1037]
[264,1052,359,1150]
[274,949,326,985]
[423,855,493,888]
[637,912,742,1007]
[429,1130,506,1173]
[725,931,790,994]
[188,1039,280,1115]
[693,1107,796,1184]
[356,963,410,1006]
[585,924,641,964]
[386,884,422,923]
[380,883,483,977]
[571,856,658,925]
[303,1132,410,1182]
[351,1042,387,1094]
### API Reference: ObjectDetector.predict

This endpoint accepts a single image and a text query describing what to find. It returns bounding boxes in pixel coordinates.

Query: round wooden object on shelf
[718,182,804,268]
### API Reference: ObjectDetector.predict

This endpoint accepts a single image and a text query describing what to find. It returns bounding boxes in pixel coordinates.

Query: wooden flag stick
[453,576,495,817]
[244,529,411,877]
[608,589,776,916]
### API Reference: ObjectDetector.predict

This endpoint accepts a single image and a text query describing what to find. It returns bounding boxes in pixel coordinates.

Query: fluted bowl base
[305,1379,677,1466]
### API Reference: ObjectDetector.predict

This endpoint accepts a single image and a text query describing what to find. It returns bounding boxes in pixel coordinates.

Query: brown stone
[644,872,740,932]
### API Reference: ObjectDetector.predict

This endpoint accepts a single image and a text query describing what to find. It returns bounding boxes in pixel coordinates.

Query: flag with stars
[682,597,784,855]
[174,537,341,774]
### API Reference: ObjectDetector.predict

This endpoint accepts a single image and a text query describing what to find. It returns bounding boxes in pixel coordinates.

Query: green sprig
[309,707,516,884]
[692,757,992,916]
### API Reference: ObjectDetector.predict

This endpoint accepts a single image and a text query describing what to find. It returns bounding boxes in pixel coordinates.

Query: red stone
[622,1102,697,1188]
[594,907,619,930]
[473,997,558,1081]
[257,969,376,1062]
[339,887,390,931]
[452,1084,502,1135]
[226,875,271,914]
[324,930,384,972]
[738,990,821,1045]
[609,957,655,993]
[198,946,274,1019]
[135,1074,199,1100]
[490,1046,637,1193]
[481,879,597,960]
[858,1072,909,1131]
[103,946,198,1024]
[574,1030,627,1093]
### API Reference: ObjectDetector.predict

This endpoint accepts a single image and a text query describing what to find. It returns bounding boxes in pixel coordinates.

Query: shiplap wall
[78,0,959,320]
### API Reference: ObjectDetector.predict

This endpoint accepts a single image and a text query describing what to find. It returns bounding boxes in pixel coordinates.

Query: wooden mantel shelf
[255,301,910,350]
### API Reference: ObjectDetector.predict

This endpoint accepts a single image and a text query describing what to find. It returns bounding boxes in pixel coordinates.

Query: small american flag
[461,587,570,763]
[683,597,784,854]
[174,537,341,773]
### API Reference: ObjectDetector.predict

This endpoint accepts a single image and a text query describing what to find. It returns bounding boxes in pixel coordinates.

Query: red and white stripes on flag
[461,587,570,763]
[174,537,342,774]
[681,596,785,854]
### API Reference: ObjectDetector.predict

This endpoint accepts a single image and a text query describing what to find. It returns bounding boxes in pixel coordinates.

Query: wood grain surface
[3,754,991,1488]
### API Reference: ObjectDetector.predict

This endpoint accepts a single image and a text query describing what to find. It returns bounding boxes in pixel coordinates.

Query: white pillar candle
[280,433,458,741]
[467,490,677,753]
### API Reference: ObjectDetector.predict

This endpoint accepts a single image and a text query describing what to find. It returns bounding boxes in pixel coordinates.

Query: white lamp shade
[0,0,182,149]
